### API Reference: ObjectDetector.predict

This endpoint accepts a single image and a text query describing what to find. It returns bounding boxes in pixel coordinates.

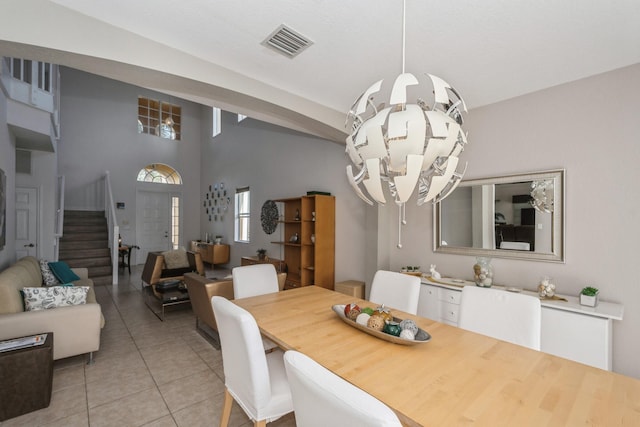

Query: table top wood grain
[233,286,640,426]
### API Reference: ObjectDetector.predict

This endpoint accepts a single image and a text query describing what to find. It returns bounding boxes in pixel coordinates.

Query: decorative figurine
[429,264,441,279]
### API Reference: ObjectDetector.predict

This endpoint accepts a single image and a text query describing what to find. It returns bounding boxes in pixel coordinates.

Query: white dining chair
[232,264,280,299]
[211,296,293,427]
[283,350,402,427]
[232,264,280,351]
[368,270,421,315]
[458,286,541,350]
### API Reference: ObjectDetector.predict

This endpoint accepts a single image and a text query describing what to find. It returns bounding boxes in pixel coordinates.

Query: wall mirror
[433,169,565,262]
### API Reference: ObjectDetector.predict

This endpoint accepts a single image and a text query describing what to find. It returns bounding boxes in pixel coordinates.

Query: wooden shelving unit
[272,195,335,290]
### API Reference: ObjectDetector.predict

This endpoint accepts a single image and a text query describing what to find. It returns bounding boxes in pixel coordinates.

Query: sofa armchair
[0,256,103,363]
[141,249,204,288]
[184,271,286,340]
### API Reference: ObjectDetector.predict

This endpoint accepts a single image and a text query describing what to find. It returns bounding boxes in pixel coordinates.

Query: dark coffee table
[143,280,190,321]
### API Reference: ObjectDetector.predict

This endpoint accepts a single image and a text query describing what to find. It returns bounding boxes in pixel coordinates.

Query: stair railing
[53,175,65,261]
[104,171,119,285]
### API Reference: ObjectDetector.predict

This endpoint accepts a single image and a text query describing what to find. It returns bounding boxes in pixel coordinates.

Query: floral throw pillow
[39,259,60,286]
[22,286,89,311]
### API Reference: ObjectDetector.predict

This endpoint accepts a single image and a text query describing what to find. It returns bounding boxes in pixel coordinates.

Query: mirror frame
[433,169,565,263]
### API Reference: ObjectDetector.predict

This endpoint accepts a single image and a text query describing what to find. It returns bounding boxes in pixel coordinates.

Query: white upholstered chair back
[458,286,541,350]
[232,263,280,351]
[369,270,421,315]
[284,350,402,427]
[211,296,293,425]
[232,263,279,299]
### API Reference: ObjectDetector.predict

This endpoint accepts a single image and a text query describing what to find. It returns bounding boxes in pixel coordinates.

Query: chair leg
[219,388,233,427]
[254,420,266,427]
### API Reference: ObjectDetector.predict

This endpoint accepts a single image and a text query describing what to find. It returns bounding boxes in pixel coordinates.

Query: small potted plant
[257,248,267,261]
[580,286,599,307]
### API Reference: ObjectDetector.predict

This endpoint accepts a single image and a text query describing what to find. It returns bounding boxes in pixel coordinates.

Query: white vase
[473,257,493,287]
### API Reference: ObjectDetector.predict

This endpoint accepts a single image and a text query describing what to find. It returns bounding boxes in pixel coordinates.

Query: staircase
[58,211,113,286]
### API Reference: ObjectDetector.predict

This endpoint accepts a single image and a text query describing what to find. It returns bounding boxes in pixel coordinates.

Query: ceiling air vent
[262,24,313,58]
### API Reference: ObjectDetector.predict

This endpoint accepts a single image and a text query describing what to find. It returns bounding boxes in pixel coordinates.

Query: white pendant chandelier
[530,180,554,213]
[345,0,469,247]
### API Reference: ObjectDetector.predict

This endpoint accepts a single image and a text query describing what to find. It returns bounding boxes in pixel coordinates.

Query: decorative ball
[355,312,371,326]
[538,278,556,298]
[344,303,361,320]
[399,319,419,335]
[383,321,402,337]
[400,329,415,340]
[374,305,393,322]
[367,315,385,331]
[361,307,375,316]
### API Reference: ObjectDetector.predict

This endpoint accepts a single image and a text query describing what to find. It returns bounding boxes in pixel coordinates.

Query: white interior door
[137,191,171,263]
[15,187,38,259]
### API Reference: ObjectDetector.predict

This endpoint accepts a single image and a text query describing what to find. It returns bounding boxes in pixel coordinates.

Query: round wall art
[260,200,279,234]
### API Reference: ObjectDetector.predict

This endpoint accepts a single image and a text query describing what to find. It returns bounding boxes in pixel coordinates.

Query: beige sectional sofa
[0,256,103,362]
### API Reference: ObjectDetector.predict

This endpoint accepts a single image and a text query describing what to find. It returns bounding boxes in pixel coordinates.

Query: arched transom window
[136,164,182,184]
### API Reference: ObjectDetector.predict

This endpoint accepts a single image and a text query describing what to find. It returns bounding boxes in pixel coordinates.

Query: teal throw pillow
[48,261,81,283]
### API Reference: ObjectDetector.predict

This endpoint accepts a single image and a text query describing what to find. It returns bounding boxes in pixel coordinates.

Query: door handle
[24,243,35,248]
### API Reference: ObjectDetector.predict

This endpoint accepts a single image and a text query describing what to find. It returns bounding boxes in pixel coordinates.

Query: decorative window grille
[138,97,181,140]
[235,187,250,243]
[213,107,222,137]
[136,164,182,184]
[171,196,180,249]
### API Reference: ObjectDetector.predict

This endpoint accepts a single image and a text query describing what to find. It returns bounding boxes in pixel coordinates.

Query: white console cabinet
[418,279,624,371]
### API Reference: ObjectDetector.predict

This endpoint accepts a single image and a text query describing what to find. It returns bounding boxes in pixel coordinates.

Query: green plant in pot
[580,286,599,307]
[257,248,267,260]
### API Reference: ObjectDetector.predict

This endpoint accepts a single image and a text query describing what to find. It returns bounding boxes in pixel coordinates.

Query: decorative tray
[331,305,431,345]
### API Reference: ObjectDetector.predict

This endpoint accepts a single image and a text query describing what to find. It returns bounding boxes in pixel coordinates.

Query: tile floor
[1,266,296,427]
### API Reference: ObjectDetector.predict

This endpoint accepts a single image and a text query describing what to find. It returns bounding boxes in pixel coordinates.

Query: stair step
[59,240,109,250]
[60,232,108,242]
[64,215,106,223]
[91,275,113,286]
[65,210,105,218]
[86,265,114,277]
[59,248,110,260]
[64,257,112,269]
[63,224,108,233]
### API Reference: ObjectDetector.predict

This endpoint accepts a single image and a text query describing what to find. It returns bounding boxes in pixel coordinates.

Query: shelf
[273,194,334,290]
[271,241,301,247]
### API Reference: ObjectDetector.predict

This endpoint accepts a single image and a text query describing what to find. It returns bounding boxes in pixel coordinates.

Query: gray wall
[3,63,639,379]
[58,68,367,282]
[198,110,367,283]
[58,68,203,254]
[385,64,640,378]
[0,86,14,268]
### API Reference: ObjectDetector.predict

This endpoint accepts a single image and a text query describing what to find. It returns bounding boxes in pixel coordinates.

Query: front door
[15,187,38,259]
[137,190,171,263]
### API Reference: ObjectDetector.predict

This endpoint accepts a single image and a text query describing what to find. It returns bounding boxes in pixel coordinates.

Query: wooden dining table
[233,286,640,426]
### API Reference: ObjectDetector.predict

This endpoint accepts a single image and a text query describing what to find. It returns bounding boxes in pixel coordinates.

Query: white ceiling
[2,0,639,142]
